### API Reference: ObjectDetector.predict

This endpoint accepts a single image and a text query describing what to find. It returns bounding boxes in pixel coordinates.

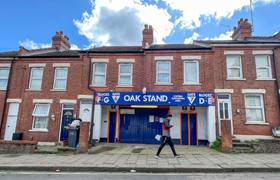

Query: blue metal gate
[60,110,73,141]
[181,113,198,145]
[119,108,168,144]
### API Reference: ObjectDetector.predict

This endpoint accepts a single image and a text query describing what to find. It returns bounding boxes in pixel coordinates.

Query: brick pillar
[78,122,90,153]
[221,120,232,153]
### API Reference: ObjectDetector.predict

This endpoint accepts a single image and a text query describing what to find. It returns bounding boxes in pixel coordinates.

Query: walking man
[155,114,181,159]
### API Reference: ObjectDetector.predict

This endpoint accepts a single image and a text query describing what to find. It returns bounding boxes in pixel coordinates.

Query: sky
[0,0,280,52]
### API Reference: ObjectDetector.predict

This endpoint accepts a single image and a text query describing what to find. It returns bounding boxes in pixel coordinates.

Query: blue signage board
[95,92,215,106]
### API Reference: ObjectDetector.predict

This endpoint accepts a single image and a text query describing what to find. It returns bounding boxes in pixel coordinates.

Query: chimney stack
[232,18,252,40]
[52,31,71,50]
[142,24,154,49]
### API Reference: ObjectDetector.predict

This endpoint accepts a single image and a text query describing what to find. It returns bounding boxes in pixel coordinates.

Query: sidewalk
[1,144,280,173]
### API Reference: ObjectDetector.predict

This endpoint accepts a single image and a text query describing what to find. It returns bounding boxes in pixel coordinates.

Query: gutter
[273,46,280,110]
[86,52,96,144]
[0,57,15,137]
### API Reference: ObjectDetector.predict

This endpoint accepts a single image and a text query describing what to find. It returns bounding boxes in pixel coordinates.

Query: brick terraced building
[0,18,280,145]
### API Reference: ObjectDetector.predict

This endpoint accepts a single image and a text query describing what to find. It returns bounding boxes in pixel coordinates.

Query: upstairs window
[226,56,242,78]
[53,68,68,89]
[93,64,106,85]
[157,61,171,83]
[184,61,199,84]
[0,68,9,88]
[255,55,272,78]
[118,64,132,85]
[29,68,43,89]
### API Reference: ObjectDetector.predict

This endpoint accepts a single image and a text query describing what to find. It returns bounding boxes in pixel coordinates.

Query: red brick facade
[1,19,280,143]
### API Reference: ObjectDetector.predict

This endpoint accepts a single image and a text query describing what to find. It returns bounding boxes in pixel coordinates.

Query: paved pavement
[1,172,280,180]
[1,143,280,173]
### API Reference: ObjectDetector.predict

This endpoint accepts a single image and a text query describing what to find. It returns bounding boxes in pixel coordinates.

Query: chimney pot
[144,24,148,29]
[234,26,236,30]
[149,25,153,30]
[60,31,63,36]
[64,35,68,39]
[244,18,248,23]
[55,32,59,35]
[67,37,69,41]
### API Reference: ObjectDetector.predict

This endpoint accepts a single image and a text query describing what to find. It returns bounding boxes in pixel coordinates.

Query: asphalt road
[0,171,280,180]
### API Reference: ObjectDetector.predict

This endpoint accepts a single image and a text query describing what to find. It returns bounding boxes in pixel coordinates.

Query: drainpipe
[273,46,280,109]
[86,52,96,144]
[0,57,15,138]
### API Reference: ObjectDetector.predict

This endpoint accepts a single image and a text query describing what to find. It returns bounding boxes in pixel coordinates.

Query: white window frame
[226,55,243,79]
[184,61,199,84]
[0,68,10,89]
[245,94,266,123]
[255,55,272,79]
[32,104,50,130]
[118,64,133,85]
[53,67,68,89]
[92,63,107,85]
[29,68,44,89]
[156,61,171,84]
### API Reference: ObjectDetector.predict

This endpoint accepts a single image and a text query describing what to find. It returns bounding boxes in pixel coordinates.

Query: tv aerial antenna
[250,0,254,32]
[220,24,230,32]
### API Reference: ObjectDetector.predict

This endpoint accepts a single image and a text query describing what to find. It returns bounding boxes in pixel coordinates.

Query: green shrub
[211,139,222,152]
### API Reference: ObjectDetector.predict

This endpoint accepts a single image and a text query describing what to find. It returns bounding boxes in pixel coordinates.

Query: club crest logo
[187,93,196,104]
[112,93,120,103]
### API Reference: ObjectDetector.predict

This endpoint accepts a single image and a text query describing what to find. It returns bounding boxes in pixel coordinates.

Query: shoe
[155,155,162,159]
[174,154,181,158]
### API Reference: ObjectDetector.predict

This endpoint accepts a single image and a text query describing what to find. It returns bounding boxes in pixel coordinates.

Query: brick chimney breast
[142,24,154,49]
[52,31,71,50]
[232,18,252,40]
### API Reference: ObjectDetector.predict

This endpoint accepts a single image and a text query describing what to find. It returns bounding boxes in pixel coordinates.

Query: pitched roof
[147,44,211,50]
[0,50,79,57]
[0,51,19,57]
[82,46,143,53]
[193,39,280,45]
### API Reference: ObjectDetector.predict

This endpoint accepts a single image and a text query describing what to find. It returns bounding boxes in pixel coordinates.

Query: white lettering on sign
[97,93,109,96]
[124,95,141,102]
[171,95,185,102]
[199,94,212,97]
[199,98,205,104]
[143,95,168,102]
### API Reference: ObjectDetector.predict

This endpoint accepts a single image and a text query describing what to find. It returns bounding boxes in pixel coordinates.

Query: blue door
[60,110,73,141]
[181,113,197,145]
[108,112,117,143]
[119,108,168,144]
[189,114,198,145]
[181,114,189,145]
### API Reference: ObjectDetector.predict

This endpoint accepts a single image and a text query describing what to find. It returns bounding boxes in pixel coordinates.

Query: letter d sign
[199,98,205,104]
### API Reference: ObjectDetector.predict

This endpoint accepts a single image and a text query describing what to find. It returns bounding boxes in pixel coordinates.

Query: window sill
[29,129,49,132]
[90,85,107,87]
[50,89,67,92]
[25,89,42,91]
[226,78,246,81]
[245,122,269,125]
[256,79,276,81]
[116,85,134,88]
[183,83,201,86]
[154,83,173,86]
[0,88,7,91]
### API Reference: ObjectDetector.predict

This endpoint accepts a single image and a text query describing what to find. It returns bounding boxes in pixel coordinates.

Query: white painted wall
[207,106,216,143]
[169,106,208,140]
[100,105,119,139]
[92,105,102,141]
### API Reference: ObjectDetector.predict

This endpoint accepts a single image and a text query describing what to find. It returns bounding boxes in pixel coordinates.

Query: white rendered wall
[207,106,216,143]
[100,105,119,138]
[92,104,102,141]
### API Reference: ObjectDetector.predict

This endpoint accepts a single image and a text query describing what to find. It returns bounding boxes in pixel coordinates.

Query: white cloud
[19,39,52,50]
[19,39,80,50]
[70,44,80,50]
[210,31,233,40]
[184,32,199,44]
[162,0,279,30]
[73,0,174,46]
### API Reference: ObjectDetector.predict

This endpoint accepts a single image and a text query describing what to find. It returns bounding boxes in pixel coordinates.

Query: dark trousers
[156,136,177,156]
